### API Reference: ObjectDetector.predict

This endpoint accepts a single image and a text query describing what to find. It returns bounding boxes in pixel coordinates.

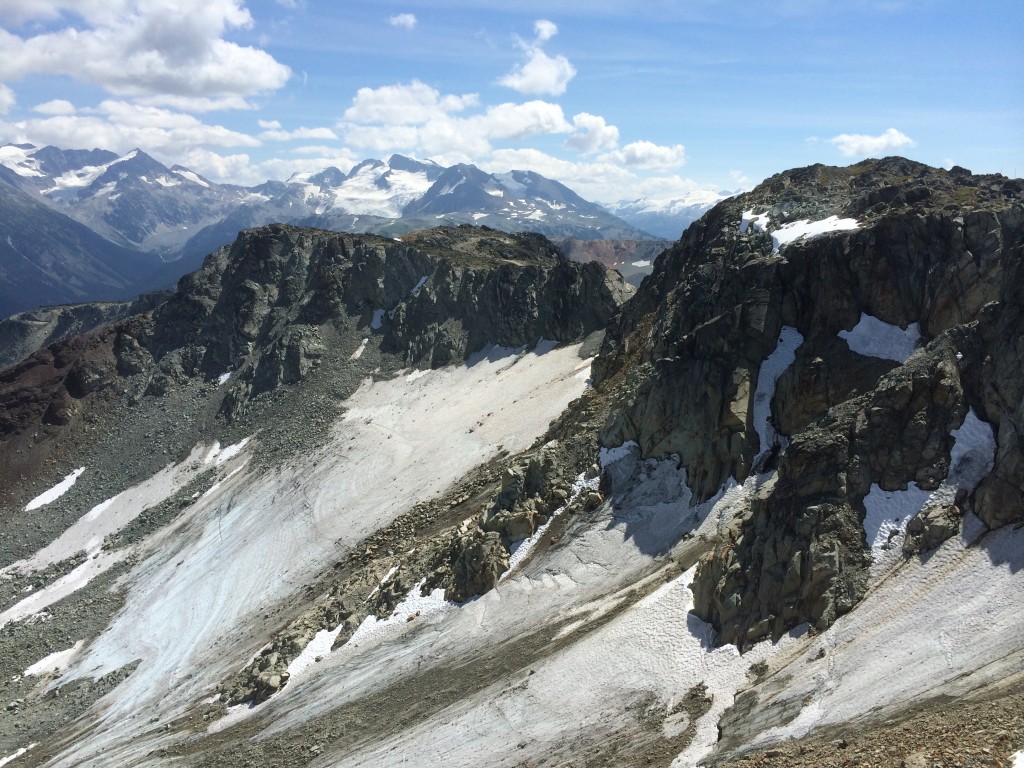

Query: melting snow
[24,639,85,677]
[350,338,369,360]
[948,409,996,491]
[838,312,920,362]
[740,210,860,252]
[863,407,996,572]
[753,326,804,464]
[0,144,44,177]
[0,745,37,767]
[863,482,933,558]
[175,169,209,187]
[217,371,232,385]
[740,209,770,234]
[203,438,251,466]
[24,468,85,511]
[771,216,860,251]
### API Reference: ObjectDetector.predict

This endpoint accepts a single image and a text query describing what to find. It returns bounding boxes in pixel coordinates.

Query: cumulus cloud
[33,99,76,115]
[566,112,619,154]
[484,148,705,204]
[259,124,338,142]
[389,13,417,30]
[343,81,478,126]
[827,127,915,157]
[0,1,290,105]
[0,84,15,114]
[498,19,576,96]
[0,100,260,167]
[339,80,573,160]
[601,140,686,169]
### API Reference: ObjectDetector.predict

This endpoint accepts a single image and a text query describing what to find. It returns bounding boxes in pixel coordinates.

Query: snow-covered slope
[1,159,1023,768]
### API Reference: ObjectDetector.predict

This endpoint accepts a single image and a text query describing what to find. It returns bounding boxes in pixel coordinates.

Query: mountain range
[0,157,1022,766]
[0,143,722,318]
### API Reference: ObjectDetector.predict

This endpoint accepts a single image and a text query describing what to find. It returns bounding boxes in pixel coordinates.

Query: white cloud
[33,99,76,116]
[601,140,686,169]
[340,81,572,160]
[0,84,15,114]
[389,13,417,30]
[259,125,337,142]
[0,1,290,105]
[566,112,619,154]
[827,127,915,157]
[473,101,572,140]
[483,147,701,204]
[498,19,576,96]
[533,19,559,44]
[343,81,478,126]
[0,101,260,167]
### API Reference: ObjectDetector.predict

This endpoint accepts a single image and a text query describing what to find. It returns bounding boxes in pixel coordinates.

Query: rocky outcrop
[593,158,1024,647]
[0,292,170,371]
[0,224,632,452]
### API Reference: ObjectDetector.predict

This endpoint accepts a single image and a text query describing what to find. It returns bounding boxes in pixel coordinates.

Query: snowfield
[4,339,1022,767]
[28,341,596,767]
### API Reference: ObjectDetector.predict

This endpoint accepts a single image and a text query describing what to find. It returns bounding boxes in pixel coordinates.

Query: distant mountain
[0,144,249,252]
[0,143,662,316]
[0,166,158,318]
[607,189,731,240]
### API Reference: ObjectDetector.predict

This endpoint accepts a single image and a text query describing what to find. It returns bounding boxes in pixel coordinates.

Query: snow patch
[631,259,652,268]
[0,745,37,767]
[839,312,920,363]
[203,438,251,467]
[349,580,456,649]
[25,468,85,511]
[285,625,345,681]
[863,407,996,570]
[350,338,369,360]
[24,639,85,677]
[753,327,804,463]
[370,308,385,330]
[948,408,996,491]
[863,482,933,558]
[740,209,770,233]
[175,169,209,187]
[216,371,232,385]
[771,216,860,251]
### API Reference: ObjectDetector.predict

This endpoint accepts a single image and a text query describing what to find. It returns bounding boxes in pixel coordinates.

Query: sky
[0,0,1021,203]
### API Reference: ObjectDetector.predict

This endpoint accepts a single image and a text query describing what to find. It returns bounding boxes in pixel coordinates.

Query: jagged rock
[448,528,510,603]
[903,496,964,555]
[594,158,1024,647]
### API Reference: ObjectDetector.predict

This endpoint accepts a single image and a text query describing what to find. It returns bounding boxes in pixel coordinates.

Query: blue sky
[0,0,1020,202]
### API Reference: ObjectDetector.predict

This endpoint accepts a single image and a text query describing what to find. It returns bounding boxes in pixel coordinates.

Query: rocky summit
[0,159,1023,768]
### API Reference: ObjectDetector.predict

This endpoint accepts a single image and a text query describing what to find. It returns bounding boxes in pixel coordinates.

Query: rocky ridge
[593,156,1024,647]
[1,157,1022,767]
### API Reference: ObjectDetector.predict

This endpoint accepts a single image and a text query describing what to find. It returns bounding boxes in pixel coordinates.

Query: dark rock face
[0,224,631,445]
[593,157,1024,647]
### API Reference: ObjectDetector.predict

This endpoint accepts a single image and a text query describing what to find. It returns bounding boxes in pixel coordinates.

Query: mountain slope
[0,169,158,318]
[0,160,1022,768]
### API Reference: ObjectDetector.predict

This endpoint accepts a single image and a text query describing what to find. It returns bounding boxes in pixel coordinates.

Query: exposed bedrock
[593,158,1024,646]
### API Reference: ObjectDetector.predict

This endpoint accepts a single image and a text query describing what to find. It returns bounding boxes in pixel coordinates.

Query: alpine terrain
[0,143,660,320]
[1,157,1023,768]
